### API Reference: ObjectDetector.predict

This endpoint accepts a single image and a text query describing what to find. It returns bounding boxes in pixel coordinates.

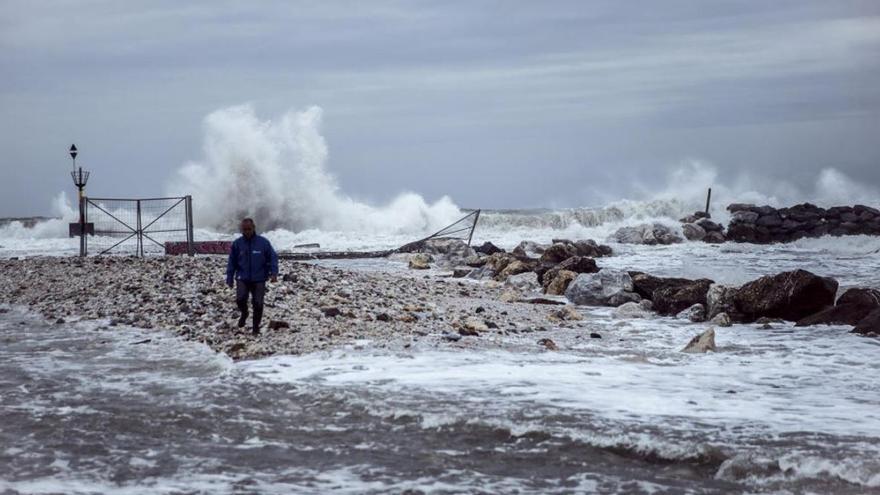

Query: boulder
[505,272,541,293]
[512,241,546,258]
[408,253,432,270]
[676,303,706,322]
[549,305,583,322]
[540,256,599,286]
[680,211,710,223]
[612,301,653,319]
[545,270,578,296]
[540,242,579,264]
[733,269,838,322]
[422,238,477,258]
[709,312,732,327]
[795,288,880,327]
[459,316,488,335]
[474,241,505,255]
[681,328,717,353]
[565,269,640,306]
[628,272,671,300]
[611,223,683,245]
[702,231,726,244]
[730,210,759,224]
[452,267,473,278]
[852,308,880,336]
[573,239,613,257]
[682,223,706,241]
[497,259,536,281]
[706,284,741,320]
[696,218,724,232]
[652,279,714,316]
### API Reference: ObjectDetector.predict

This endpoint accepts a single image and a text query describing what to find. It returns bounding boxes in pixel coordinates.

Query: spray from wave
[0,192,77,240]
[169,105,461,234]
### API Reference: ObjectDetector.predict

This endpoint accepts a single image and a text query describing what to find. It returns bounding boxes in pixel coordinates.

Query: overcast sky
[2,0,879,216]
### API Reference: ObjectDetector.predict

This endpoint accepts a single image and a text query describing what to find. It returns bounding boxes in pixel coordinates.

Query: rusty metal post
[705,188,712,215]
[185,195,195,256]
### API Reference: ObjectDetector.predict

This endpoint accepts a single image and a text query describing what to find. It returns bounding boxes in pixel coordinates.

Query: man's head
[240,218,256,238]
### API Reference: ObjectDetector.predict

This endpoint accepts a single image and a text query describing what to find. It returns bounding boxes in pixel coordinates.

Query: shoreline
[0,256,588,360]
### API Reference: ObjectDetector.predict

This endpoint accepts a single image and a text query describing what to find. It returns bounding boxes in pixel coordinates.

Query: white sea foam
[167,105,461,234]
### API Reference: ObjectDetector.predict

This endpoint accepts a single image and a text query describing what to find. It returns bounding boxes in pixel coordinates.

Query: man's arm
[226,242,237,287]
[267,240,279,282]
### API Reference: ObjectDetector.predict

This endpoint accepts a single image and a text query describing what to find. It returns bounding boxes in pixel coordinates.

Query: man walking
[226,218,278,335]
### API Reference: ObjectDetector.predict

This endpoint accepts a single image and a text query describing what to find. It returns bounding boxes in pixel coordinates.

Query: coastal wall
[725,203,880,244]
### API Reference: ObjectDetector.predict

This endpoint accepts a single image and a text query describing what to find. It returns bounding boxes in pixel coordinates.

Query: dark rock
[756,214,783,228]
[282,273,298,282]
[573,239,612,258]
[475,241,505,255]
[795,288,880,327]
[268,320,290,330]
[375,313,392,322]
[537,338,558,350]
[320,307,341,318]
[540,243,579,264]
[452,267,472,278]
[680,211,710,223]
[703,231,726,244]
[442,332,462,342]
[540,256,599,286]
[733,270,838,322]
[681,223,706,241]
[852,308,880,336]
[652,279,714,316]
[590,332,602,339]
[696,218,723,232]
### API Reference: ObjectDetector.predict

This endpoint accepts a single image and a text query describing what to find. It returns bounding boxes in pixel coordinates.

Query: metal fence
[85,196,194,256]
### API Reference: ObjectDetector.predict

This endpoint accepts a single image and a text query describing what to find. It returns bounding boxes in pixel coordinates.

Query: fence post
[83,198,89,256]
[705,188,712,216]
[185,195,195,256]
[136,199,143,257]
[467,210,481,246]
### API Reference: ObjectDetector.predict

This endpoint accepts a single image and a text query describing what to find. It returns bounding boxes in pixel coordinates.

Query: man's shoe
[237,314,247,328]
[252,327,261,336]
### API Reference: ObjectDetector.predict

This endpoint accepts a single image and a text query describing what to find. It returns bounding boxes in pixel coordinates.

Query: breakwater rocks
[726,203,880,243]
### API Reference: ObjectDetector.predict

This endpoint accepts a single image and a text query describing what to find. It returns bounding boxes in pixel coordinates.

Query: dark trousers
[236,281,266,331]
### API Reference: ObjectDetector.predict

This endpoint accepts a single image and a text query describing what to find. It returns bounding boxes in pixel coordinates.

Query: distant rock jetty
[725,203,880,243]
[611,203,880,245]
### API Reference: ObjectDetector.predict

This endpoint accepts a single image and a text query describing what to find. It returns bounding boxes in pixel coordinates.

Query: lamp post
[69,144,90,257]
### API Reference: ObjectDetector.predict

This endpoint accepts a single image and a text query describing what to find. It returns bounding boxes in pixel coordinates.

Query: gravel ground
[0,256,591,359]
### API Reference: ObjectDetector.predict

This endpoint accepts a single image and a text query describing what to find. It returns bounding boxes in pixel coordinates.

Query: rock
[499,289,521,302]
[282,273,298,282]
[512,241,546,258]
[589,332,602,339]
[539,243,579,264]
[452,267,473,278]
[550,305,583,321]
[459,316,488,335]
[629,272,668,300]
[537,338,558,350]
[375,313,392,322]
[682,223,706,241]
[540,256,599,286]
[702,231,726,244]
[733,269,838,322]
[706,284,741,320]
[422,238,477,258]
[709,312,732,327]
[505,272,540,293]
[466,265,495,280]
[652,279,713,316]
[610,223,683,245]
[852,308,880,336]
[268,320,290,330]
[545,270,578,296]
[730,210,759,224]
[498,259,536,281]
[795,288,880,327]
[408,253,433,270]
[612,301,653,319]
[464,255,486,267]
[696,218,724,233]
[565,269,640,306]
[676,303,706,322]
[680,211,710,223]
[681,328,716,353]
[442,332,462,342]
[573,239,612,258]
[320,307,341,318]
[475,241,505,255]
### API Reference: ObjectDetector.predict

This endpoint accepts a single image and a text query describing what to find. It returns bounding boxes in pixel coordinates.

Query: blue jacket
[226,234,279,285]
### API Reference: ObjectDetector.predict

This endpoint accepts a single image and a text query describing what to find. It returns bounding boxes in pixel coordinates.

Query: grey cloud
[1,0,879,216]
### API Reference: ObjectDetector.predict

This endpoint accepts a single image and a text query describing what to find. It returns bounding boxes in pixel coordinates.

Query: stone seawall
[726,203,880,244]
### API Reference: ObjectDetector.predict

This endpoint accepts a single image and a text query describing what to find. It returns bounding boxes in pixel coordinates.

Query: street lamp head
[69,144,78,160]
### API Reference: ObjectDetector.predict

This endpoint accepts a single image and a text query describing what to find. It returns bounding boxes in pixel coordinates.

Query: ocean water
[3,200,880,493]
